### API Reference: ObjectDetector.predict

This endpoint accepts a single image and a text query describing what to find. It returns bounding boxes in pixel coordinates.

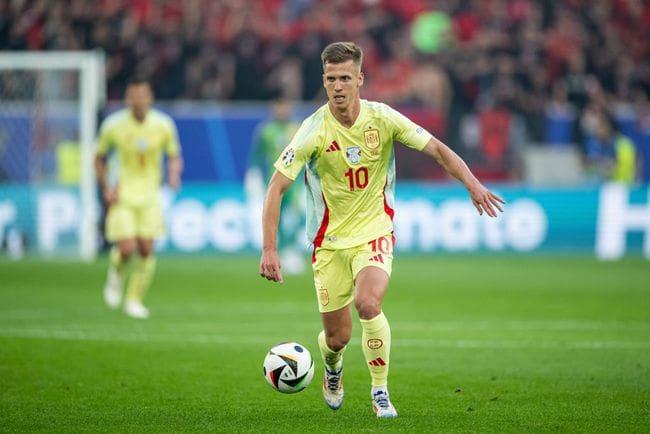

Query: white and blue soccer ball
[263,342,314,393]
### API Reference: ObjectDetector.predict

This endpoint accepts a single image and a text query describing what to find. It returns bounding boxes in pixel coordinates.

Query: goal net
[0,51,105,261]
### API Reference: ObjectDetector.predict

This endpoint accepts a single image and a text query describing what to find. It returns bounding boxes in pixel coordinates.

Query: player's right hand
[260,249,284,284]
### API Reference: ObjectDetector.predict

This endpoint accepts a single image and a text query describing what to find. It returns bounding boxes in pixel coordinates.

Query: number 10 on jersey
[344,167,368,191]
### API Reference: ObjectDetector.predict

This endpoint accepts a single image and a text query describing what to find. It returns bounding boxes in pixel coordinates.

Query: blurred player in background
[95,77,183,319]
[259,42,504,417]
[246,99,306,274]
[584,111,637,184]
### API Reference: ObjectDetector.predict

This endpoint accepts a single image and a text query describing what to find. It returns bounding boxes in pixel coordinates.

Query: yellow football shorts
[312,234,394,313]
[105,201,164,242]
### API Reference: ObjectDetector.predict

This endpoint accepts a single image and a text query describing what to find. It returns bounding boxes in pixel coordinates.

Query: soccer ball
[263,342,314,393]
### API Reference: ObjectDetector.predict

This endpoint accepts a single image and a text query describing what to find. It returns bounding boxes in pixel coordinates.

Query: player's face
[125,83,153,121]
[323,60,364,111]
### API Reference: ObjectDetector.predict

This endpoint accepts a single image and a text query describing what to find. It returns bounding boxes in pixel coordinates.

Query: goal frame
[0,50,105,261]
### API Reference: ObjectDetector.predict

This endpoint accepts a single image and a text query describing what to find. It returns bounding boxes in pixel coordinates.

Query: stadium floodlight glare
[0,51,105,261]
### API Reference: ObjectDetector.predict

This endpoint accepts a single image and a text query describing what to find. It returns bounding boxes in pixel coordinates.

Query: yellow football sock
[360,311,391,387]
[318,330,346,369]
[109,246,129,281]
[125,255,156,303]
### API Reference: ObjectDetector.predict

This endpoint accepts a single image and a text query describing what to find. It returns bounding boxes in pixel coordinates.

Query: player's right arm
[259,170,294,284]
[259,109,323,282]
[94,155,116,205]
[94,117,117,205]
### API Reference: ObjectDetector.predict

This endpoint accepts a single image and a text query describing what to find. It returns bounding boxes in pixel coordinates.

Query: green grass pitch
[1,255,649,432]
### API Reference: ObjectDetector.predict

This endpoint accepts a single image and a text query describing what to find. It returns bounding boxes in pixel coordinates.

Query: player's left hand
[260,249,284,284]
[168,175,181,190]
[468,183,505,217]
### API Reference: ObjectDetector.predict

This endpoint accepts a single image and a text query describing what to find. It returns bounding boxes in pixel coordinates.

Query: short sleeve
[385,105,432,151]
[273,117,321,180]
[164,117,181,157]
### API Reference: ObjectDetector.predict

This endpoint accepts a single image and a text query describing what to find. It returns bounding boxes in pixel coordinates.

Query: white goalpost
[0,51,105,261]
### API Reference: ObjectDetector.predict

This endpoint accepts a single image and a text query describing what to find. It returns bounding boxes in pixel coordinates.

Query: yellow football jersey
[96,108,180,206]
[274,100,432,251]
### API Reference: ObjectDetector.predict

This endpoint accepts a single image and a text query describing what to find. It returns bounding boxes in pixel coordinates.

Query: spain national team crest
[364,129,380,149]
[137,137,148,152]
[318,288,330,306]
[345,146,362,165]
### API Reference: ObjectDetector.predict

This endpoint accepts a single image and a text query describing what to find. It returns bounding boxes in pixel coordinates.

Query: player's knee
[137,240,154,257]
[118,246,135,261]
[326,333,350,352]
[355,298,381,320]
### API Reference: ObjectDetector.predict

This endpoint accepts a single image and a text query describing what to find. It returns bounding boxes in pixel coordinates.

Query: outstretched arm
[421,137,505,217]
[260,170,294,283]
[167,155,183,190]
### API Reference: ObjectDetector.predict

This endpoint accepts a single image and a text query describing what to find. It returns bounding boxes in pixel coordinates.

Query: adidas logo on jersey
[326,141,341,152]
[369,254,384,264]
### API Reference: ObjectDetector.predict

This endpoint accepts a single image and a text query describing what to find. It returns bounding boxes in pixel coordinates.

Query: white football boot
[124,300,150,319]
[322,359,344,410]
[372,388,398,418]
[103,269,122,309]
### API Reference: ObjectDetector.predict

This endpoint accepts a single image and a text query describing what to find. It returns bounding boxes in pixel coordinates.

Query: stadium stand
[1,0,649,182]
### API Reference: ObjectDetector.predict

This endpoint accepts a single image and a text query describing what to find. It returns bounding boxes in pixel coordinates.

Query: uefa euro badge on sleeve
[346,146,362,165]
[281,148,295,166]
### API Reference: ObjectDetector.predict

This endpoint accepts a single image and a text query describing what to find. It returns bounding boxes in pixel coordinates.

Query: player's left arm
[421,137,505,217]
[165,118,183,190]
[167,155,183,190]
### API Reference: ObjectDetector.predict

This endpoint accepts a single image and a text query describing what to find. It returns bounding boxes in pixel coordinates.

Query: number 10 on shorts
[368,235,392,254]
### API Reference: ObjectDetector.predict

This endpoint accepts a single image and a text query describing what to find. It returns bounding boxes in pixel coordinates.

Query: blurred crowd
[1,0,650,182]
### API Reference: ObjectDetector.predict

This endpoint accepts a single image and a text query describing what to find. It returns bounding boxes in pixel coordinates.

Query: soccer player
[259,42,504,417]
[95,77,182,319]
[584,111,637,184]
[245,99,305,274]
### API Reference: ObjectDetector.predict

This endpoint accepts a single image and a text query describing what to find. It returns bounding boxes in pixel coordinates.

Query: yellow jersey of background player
[96,99,180,208]
[95,77,182,319]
